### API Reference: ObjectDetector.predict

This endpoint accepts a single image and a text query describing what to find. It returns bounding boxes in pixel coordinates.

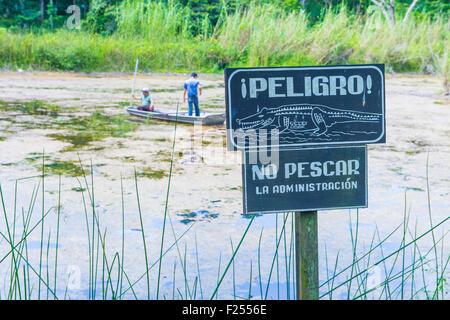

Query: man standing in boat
[133,88,154,112]
[183,72,202,117]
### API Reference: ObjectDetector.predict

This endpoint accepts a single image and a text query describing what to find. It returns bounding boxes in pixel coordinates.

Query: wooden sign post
[295,211,319,300]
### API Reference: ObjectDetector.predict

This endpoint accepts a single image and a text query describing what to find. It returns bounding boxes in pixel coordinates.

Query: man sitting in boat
[132,88,154,112]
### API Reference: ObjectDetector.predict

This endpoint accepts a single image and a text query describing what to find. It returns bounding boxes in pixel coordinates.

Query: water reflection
[177,210,219,224]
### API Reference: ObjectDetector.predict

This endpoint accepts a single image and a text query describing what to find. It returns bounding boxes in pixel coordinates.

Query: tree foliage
[0,0,447,32]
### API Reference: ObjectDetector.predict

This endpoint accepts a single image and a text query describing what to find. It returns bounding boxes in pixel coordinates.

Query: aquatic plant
[0,146,448,300]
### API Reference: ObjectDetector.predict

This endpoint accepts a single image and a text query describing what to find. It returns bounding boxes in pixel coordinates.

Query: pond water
[0,73,448,300]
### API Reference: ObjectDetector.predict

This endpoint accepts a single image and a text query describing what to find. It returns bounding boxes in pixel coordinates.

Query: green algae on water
[0,100,60,116]
[47,132,94,151]
[137,167,168,179]
[25,154,51,163]
[72,187,87,192]
[47,113,138,151]
[40,160,88,177]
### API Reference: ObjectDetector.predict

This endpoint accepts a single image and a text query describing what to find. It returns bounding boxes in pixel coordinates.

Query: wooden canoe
[126,106,225,126]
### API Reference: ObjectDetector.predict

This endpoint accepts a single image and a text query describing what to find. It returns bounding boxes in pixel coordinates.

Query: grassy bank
[0,3,448,82]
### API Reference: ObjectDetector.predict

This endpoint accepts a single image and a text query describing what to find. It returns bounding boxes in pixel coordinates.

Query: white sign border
[242,145,368,214]
[227,65,385,151]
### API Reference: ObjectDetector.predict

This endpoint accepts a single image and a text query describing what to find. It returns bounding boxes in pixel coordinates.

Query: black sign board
[226,65,385,151]
[242,146,367,214]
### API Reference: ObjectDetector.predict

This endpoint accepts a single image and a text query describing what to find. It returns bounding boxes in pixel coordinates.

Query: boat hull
[126,107,225,126]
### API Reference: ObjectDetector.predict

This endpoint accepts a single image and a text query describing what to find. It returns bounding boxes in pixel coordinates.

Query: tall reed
[0,3,447,77]
[0,159,448,299]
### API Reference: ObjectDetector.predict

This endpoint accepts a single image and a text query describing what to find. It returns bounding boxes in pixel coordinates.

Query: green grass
[0,3,447,82]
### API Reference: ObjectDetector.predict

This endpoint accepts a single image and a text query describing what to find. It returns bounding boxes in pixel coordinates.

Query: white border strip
[242,145,368,214]
[227,65,385,150]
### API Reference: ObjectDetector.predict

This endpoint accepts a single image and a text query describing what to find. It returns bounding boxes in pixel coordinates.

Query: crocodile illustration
[236,104,382,136]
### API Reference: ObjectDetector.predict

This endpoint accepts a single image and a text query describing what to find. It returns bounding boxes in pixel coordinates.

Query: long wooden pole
[130,59,139,108]
[295,211,319,300]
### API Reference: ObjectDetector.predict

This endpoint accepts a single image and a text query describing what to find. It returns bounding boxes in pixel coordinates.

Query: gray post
[295,211,319,300]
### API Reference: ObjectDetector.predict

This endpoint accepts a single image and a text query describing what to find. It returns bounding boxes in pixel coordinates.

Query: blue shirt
[184,78,200,97]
